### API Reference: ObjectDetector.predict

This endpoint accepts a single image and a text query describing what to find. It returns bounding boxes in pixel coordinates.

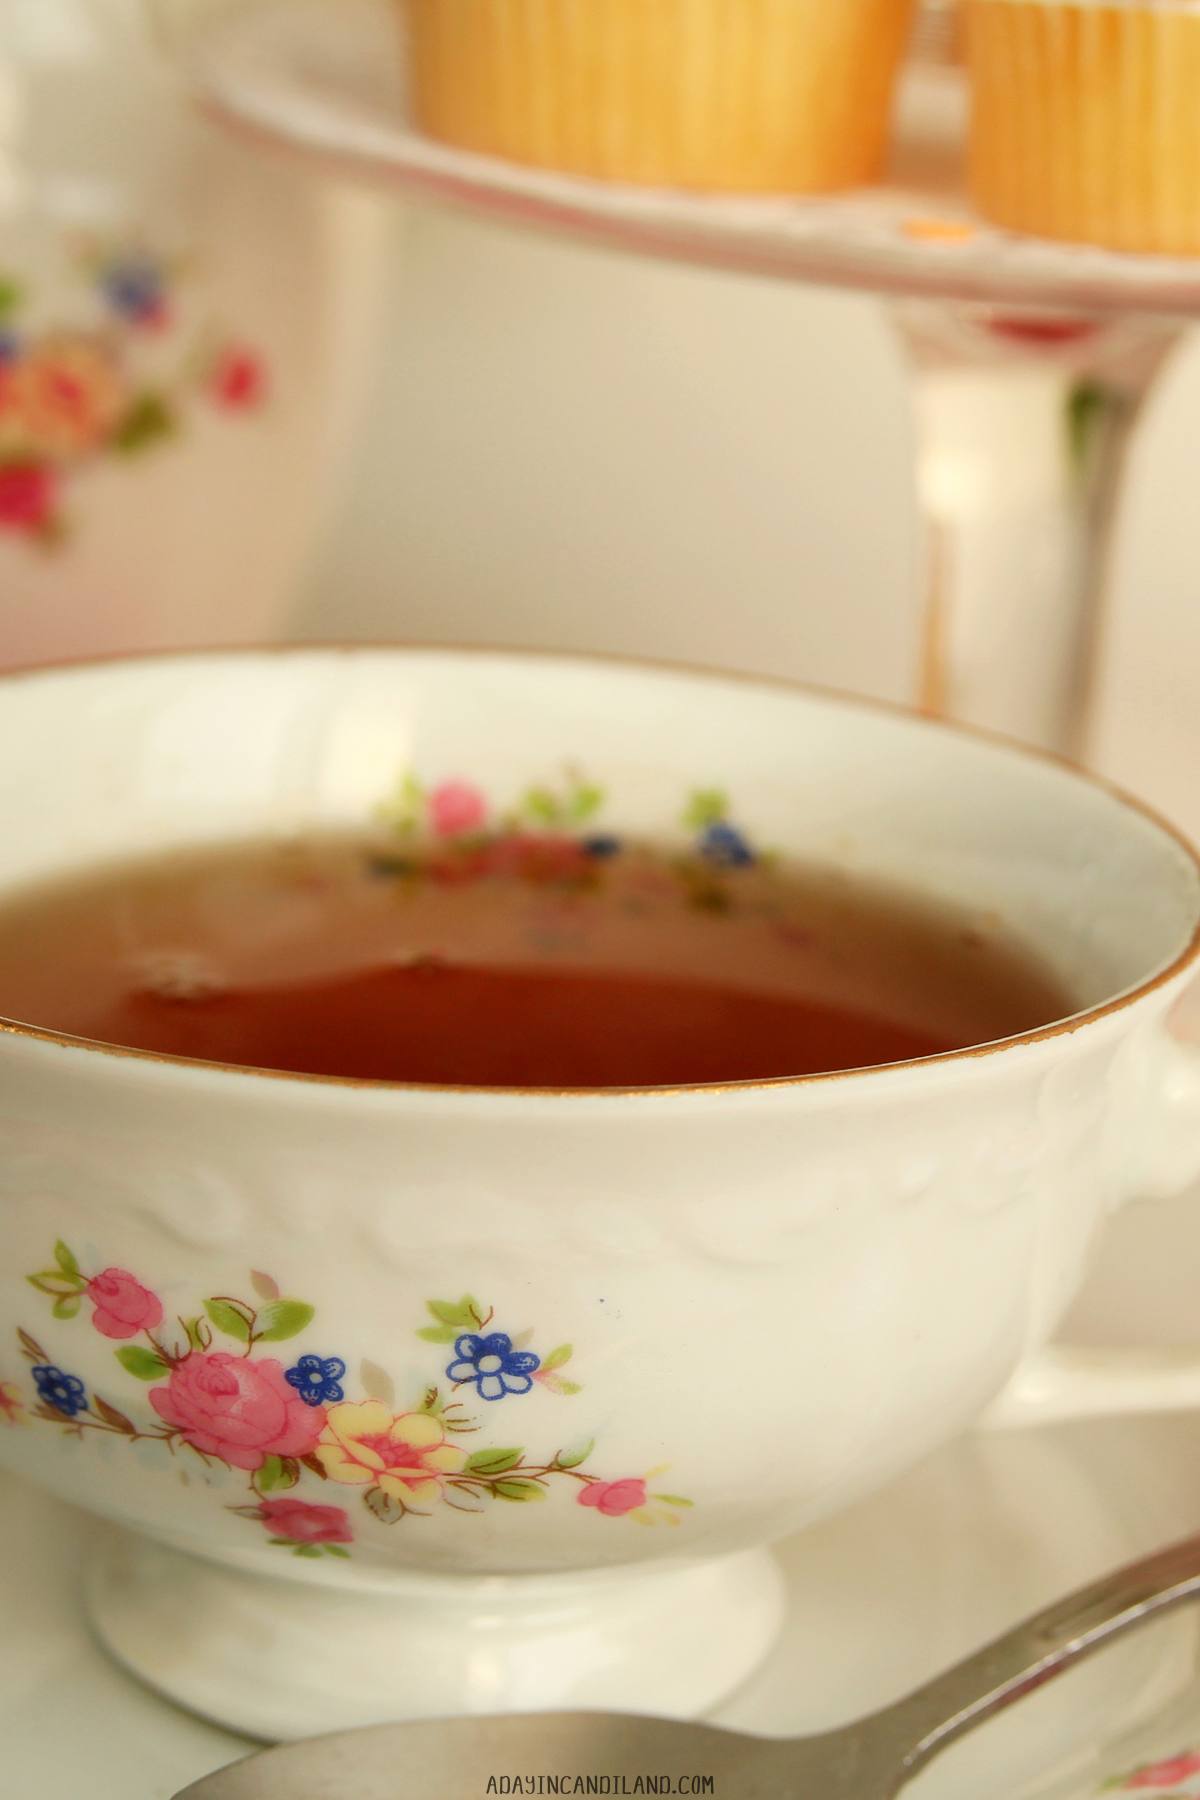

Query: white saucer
[6,1409,1200,1800]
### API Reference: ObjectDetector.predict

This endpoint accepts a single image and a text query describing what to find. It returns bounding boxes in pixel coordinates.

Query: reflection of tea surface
[0,834,1071,1087]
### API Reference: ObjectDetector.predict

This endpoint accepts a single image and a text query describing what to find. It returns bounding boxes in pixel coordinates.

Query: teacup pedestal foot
[84,1530,786,1741]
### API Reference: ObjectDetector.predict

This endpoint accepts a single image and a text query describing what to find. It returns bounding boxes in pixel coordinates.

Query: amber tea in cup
[0,827,1068,1087]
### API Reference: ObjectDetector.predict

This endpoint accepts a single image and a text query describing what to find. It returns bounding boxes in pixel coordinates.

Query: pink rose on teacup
[86,1267,163,1341]
[577,1478,647,1518]
[258,1497,352,1547]
[150,1352,324,1472]
[429,781,487,839]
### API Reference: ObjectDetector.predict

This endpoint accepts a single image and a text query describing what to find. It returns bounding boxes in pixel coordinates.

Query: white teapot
[0,0,388,666]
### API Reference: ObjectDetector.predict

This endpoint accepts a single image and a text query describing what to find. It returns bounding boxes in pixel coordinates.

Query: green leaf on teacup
[522,786,562,826]
[364,1485,407,1525]
[292,1544,322,1558]
[491,1479,546,1503]
[116,1346,169,1381]
[651,1494,693,1508]
[52,1294,82,1321]
[567,782,605,823]
[256,1300,315,1343]
[375,771,425,839]
[427,1296,484,1328]
[53,1241,81,1280]
[419,1296,487,1342]
[539,1371,582,1397]
[258,1455,301,1493]
[465,1446,523,1476]
[0,279,22,318]
[540,1344,573,1372]
[682,788,730,830]
[26,1273,83,1299]
[203,1298,254,1343]
[554,1439,594,1471]
[323,1544,351,1558]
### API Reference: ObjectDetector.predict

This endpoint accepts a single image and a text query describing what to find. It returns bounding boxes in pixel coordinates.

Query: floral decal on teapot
[14,1241,691,1557]
[0,240,267,548]
[1105,1748,1200,1791]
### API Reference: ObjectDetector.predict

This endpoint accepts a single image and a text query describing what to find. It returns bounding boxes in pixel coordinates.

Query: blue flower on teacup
[32,1363,87,1417]
[582,834,622,860]
[698,821,755,869]
[99,251,169,330]
[285,1353,347,1408]
[447,1332,541,1402]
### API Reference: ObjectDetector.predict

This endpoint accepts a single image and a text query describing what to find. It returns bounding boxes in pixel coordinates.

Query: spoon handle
[879,1529,1200,1788]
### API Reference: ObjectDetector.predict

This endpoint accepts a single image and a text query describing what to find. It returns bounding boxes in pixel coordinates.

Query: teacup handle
[984,1022,1200,1430]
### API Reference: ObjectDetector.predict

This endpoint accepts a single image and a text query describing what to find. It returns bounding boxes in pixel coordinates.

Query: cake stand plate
[175,0,1200,320]
[169,0,1200,764]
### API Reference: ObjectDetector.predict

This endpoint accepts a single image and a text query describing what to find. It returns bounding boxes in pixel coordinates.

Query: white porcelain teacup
[2,645,1200,1741]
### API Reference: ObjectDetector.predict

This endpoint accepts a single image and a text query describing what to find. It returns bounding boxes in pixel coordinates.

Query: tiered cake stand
[169,0,1200,758]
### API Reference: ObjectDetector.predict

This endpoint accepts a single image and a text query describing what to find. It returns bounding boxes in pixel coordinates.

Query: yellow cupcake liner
[968,0,1200,256]
[401,0,917,195]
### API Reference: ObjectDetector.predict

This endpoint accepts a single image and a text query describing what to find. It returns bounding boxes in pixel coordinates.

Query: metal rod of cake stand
[891,298,1186,763]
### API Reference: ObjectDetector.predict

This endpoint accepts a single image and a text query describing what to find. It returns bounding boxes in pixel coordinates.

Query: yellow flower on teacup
[3,334,127,460]
[316,1401,466,1502]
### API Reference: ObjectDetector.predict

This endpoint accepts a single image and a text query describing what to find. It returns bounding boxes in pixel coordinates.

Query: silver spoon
[177,1531,1200,1800]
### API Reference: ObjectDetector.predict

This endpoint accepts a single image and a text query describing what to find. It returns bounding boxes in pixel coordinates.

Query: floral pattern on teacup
[370,768,766,918]
[0,241,268,547]
[15,1242,692,1554]
[417,1294,580,1399]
